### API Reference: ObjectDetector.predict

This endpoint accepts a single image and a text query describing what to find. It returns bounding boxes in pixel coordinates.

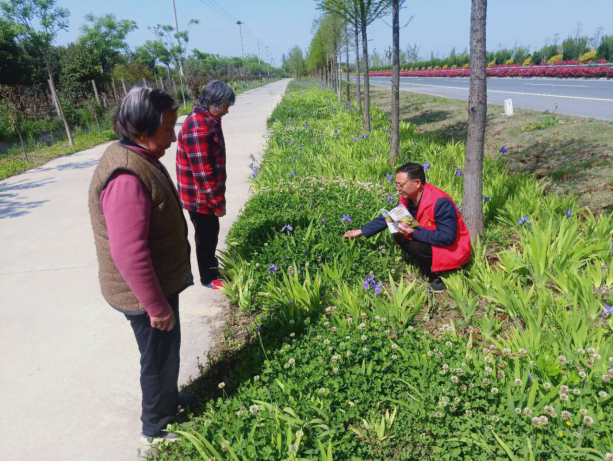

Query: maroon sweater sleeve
[100,171,170,317]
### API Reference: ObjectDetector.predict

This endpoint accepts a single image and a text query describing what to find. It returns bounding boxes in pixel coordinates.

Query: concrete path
[357,76,613,120]
[0,78,290,461]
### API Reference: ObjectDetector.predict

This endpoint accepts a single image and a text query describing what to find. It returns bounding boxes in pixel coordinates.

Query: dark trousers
[189,211,220,285]
[393,233,436,281]
[125,294,180,436]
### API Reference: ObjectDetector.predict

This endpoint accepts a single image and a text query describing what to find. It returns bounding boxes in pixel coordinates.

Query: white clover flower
[599,391,608,398]
[288,358,296,365]
[466,410,472,417]
[445,341,452,347]
[289,444,298,453]
[361,335,367,341]
[358,323,366,330]
[204,419,212,427]
[484,356,493,364]
[249,404,259,415]
[587,347,596,355]
[346,316,353,324]
[482,348,490,355]
[515,407,522,414]
[438,396,449,407]
[573,388,581,396]
[323,339,330,345]
[427,350,433,357]
[579,371,587,378]
[465,354,472,361]
[284,363,290,369]
[561,411,571,420]
[289,320,295,325]
[332,354,341,362]
[484,367,492,375]
[360,312,367,319]
[609,357,613,365]
[328,346,333,351]
[491,387,499,395]
[492,415,500,423]
[333,367,339,374]
[325,307,332,313]
[559,385,569,394]
[323,322,330,327]
[514,378,522,387]
[538,415,549,426]
[586,359,594,368]
[254,375,260,381]
[604,453,613,461]
[593,353,601,361]
[295,430,304,438]
[331,327,337,332]
[502,348,512,356]
[580,409,588,416]
[560,393,569,401]
[290,332,295,337]
[451,376,459,384]
[469,383,475,388]
[218,382,226,389]
[442,364,450,372]
[381,317,387,323]
[544,406,555,417]
[603,374,612,383]
[346,351,352,357]
[435,411,443,418]
[577,348,586,355]
[518,348,528,356]
[362,347,367,352]
[482,379,490,387]
[318,388,326,394]
[583,416,594,426]
[375,315,381,321]
[392,354,398,360]
[391,344,398,350]
[524,407,532,417]
[543,382,551,390]
[531,417,540,427]
[423,314,430,321]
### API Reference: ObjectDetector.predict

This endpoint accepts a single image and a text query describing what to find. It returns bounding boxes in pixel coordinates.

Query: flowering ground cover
[150,81,613,460]
[369,62,613,79]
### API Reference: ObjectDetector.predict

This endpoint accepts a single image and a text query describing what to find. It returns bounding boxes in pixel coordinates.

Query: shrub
[504,58,514,65]
[579,50,597,63]
[522,56,532,66]
[596,35,613,62]
[548,54,563,65]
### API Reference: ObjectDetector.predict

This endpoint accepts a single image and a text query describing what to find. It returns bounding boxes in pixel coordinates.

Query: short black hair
[395,162,426,184]
[113,87,178,139]
[199,80,236,109]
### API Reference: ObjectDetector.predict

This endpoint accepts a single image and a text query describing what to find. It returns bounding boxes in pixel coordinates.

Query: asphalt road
[358,76,613,120]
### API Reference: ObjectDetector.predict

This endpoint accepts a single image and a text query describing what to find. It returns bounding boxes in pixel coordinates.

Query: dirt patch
[366,85,613,212]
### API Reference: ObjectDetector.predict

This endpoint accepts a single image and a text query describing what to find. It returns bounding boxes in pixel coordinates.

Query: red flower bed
[370,63,613,79]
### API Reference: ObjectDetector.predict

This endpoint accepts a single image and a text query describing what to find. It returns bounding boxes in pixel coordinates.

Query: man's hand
[397,223,414,237]
[150,305,176,331]
[214,207,226,218]
[344,229,364,239]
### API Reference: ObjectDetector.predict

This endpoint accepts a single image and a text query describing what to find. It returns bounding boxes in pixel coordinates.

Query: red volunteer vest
[400,183,472,272]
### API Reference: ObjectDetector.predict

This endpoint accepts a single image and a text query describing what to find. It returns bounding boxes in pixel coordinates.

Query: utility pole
[236,21,245,59]
[171,0,185,79]
[257,39,261,65]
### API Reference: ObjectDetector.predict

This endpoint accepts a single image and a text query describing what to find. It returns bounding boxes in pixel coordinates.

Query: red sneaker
[202,279,225,291]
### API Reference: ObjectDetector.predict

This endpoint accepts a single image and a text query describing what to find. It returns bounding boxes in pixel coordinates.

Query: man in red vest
[344,162,472,292]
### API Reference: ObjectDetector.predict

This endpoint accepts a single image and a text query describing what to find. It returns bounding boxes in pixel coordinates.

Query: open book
[380,205,418,234]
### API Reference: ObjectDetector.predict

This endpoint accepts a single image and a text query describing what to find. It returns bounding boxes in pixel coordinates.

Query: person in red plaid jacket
[176,80,235,290]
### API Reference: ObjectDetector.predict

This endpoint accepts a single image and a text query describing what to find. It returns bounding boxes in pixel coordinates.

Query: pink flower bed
[370,61,613,79]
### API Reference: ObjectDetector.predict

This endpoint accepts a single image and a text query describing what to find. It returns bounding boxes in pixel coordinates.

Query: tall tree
[78,13,137,76]
[317,0,391,131]
[390,0,400,165]
[462,0,487,240]
[287,46,305,78]
[1,0,73,145]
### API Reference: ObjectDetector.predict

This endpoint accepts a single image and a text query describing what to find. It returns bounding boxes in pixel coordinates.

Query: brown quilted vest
[88,142,193,313]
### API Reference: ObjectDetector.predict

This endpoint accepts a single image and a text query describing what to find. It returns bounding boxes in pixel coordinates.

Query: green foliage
[597,35,613,62]
[57,43,101,102]
[562,36,590,61]
[148,82,613,460]
[77,13,137,74]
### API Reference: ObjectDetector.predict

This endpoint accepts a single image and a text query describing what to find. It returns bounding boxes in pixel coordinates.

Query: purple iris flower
[248,163,254,170]
[484,196,490,202]
[321,218,326,223]
[373,282,382,295]
[290,171,296,177]
[413,141,419,146]
[363,274,375,290]
[323,122,327,126]
[387,138,392,143]
[423,162,430,171]
[601,304,613,316]
[302,249,308,254]
[288,266,295,276]
[566,208,572,217]
[517,215,531,227]
[249,166,260,178]
[268,264,279,274]
[500,146,508,154]
[456,169,463,177]
[340,214,353,223]
[280,224,293,233]
[297,146,302,151]
[387,196,394,203]
[249,153,255,160]
[386,173,394,181]
[304,122,308,127]
[334,132,339,137]
[292,157,297,162]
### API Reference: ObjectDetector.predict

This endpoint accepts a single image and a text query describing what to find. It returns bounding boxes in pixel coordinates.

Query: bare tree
[462,0,487,240]
[317,0,391,131]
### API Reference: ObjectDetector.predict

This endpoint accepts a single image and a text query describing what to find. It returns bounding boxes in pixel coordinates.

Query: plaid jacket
[176,105,226,214]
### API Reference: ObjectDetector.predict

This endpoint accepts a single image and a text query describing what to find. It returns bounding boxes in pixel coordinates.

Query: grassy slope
[365,84,613,212]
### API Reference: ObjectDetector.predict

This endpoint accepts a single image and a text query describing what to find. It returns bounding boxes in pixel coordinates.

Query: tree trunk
[91,80,101,106]
[360,4,370,131]
[345,25,351,103]
[462,0,488,241]
[337,41,342,102]
[390,0,400,166]
[111,77,119,103]
[17,128,29,162]
[122,79,128,95]
[354,21,362,114]
[47,71,74,146]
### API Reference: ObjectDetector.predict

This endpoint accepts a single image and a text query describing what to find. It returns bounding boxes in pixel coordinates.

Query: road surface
[357,76,613,120]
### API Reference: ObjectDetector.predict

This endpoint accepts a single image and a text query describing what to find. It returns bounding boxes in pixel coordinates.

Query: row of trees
[295,0,489,241]
[0,0,282,146]
[370,29,613,70]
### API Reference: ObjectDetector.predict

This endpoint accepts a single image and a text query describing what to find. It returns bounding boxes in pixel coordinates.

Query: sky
[54,0,614,66]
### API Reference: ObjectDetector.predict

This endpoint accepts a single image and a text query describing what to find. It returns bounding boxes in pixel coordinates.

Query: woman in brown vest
[88,88,194,445]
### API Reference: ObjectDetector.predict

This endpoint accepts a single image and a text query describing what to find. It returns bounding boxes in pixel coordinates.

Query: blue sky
[55,0,613,65]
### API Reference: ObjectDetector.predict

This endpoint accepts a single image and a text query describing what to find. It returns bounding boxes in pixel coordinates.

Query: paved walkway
[0,78,290,460]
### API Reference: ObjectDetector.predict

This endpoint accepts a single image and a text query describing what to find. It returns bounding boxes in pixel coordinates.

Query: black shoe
[177,391,197,407]
[429,277,446,293]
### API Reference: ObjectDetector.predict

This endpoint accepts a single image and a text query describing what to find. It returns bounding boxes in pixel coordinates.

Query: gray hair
[113,87,179,139]
[199,80,235,109]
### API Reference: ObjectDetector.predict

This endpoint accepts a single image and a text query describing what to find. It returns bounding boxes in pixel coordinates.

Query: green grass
[148,81,613,461]
[0,130,117,181]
